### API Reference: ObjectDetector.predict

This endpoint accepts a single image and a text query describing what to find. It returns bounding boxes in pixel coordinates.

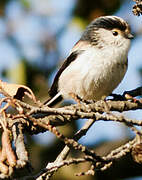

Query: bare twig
[0,86,142,179]
[37,119,96,179]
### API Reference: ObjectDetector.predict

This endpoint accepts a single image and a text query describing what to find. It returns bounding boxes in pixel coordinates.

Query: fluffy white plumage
[59,43,129,101]
[46,16,133,106]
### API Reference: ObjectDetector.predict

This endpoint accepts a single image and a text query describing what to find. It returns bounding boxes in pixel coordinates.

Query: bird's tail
[44,92,63,107]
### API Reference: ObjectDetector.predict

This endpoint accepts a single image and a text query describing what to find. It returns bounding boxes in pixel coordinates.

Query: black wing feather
[49,50,83,97]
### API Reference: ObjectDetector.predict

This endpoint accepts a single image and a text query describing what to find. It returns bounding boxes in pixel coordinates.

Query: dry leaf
[0,80,36,102]
[2,130,17,167]
[0,148,8,174]
[0,146,7,163]
[0,161,9,175]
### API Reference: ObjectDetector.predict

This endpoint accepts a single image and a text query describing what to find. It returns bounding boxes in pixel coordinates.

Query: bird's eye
[112,31,118,36]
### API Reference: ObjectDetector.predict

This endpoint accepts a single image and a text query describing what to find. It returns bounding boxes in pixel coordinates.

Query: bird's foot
[69,92,81,104]
[68,93,92,112]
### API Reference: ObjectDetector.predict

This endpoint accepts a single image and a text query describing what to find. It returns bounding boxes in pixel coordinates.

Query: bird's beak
[126,33,134,39]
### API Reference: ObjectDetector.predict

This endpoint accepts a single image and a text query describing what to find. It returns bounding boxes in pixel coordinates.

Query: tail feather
[44,92,63,107]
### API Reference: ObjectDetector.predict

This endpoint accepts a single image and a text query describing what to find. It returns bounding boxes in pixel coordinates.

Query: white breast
[58,46,128,101]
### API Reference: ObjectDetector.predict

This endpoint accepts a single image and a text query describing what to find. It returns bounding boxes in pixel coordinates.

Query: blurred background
[0,0,142,179]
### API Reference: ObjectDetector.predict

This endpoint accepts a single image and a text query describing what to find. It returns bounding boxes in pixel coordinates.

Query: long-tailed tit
[45,16,133,107]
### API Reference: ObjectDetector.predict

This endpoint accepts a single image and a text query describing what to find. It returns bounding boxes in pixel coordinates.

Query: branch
[0,86,142,179]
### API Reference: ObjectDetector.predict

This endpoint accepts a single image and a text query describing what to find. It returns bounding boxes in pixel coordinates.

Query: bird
[45,15,133,107]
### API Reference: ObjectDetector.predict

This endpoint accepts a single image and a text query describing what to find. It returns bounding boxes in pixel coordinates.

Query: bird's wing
[44,50,82,106]
[44,40,90,106]
[48,50,84,97]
